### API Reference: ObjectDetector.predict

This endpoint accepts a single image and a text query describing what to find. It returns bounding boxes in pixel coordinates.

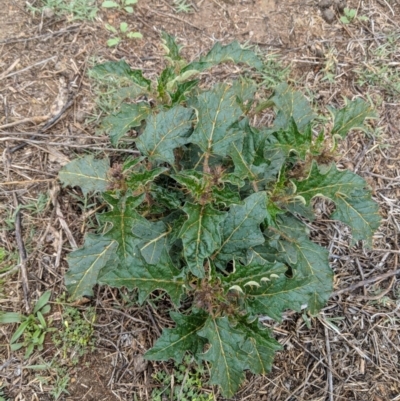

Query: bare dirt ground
[1,0,400,400]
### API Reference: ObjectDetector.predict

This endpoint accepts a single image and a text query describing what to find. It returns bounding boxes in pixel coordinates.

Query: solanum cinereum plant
[59,33,380,397]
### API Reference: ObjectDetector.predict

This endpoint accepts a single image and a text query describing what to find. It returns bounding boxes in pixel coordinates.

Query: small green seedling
[340,7,368,24]
[151,355,213,401]
[26,0,98,21]
[173,0,194,13]
[52,299,96,365]
[0,291,54,359]
[102,0,138,13]
[105,22,142,47]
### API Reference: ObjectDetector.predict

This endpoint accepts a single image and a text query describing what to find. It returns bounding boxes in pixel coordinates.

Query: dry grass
[1,0,400,400]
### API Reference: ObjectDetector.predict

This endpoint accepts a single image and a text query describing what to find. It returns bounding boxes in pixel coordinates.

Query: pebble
[334,0,346,12]
[42,7,55,19]
[319,0,332,9]
[322,8,336,23]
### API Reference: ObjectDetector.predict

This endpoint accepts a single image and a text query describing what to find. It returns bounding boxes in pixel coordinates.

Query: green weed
[52,296,96,365]
[340,7,368,24]
[59,33,379,398]
[0,291,54,359]
[173,0,194,13]
[102,0,137,13]
[27,0,98,21]
[151,356,213,401]
[105,22,142,47]
[356,34,400,100]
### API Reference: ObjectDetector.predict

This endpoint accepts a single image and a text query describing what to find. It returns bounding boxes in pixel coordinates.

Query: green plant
[340,7,368,24]
[50,365,70,399]
[173,0,193,13]
[151,355,213,401]
[0,291,54,359]
[356,34,400,100]
[27,0,98,20]
[52,296,96,364]
[26,361,70,400]
[260,53,290,89]
[0,387,9,401]
[105,22,142,47]
[101,0,137,13]
[58,33,379,397]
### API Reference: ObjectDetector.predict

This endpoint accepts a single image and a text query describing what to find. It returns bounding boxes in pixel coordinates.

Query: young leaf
[124,6,134,13]
[171,170,206,199]
[10,343,24,351]
[59,155,110,196]
[107,37,121,47]
[0,312,22,324]
[293,162,380,246]
[10,319,31,344]
[125,0,138,4]
[144,311,207,362]
[183,41,263,73]
[126,32,142,39]
[270,118,313,160]
[161,31,183,62]
[215,192,269,267]
[126,167,168,191]
[170,79,199,105]
[158,66,176,95]
[66,235,118,300]
[90,60,151,89]
[135,105,194,164]
[105,23,118,34]
[189,83,243,156]
[197,316,248,398]
[102,102,151,145]
[271,83,316,132]
[33,290,52,314]
[328,98,377,138]
[229,120,272,185]
[179,203,227,277]
[120,22,128,33]
[99,248,184,305]
[102,0,119,7]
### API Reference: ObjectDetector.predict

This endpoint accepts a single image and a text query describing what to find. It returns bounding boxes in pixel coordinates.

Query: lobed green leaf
[215,192,269,268]
[293,162,380,246]
[59,155,110,196]
[179,203,227,277]
[102,103,151,145]
[271,83,316,132]
[66,235,118,300]
[145,311,207,362]
[328,98,377,138]
[136,105,194,164]
[99,247,184,305]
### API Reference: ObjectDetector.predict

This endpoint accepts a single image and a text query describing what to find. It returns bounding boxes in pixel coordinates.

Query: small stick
[0,178,55,186]
[333,268,400,296]
[13,194,30,312]
[0,24,81,45]
[0,56,56,81]
[147,7,203,31]
[323,322,334,401]
[0,58,20,80]
[0,116,49,130]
